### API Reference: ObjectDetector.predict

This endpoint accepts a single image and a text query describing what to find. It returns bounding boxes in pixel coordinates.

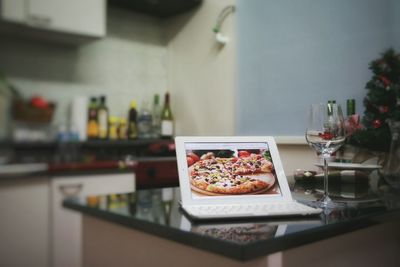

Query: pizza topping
[238,150,250,158]
[201,152,215,160]
[187,156,195,166]
[187,152,200,162]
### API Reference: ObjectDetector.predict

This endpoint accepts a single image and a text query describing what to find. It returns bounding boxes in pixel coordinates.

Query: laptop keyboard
[185,202,321,219]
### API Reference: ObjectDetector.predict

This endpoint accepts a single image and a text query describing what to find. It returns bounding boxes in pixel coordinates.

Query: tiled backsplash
[0,7,168,130]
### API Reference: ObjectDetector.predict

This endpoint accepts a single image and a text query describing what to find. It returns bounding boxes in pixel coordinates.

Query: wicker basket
[13,99,56,123]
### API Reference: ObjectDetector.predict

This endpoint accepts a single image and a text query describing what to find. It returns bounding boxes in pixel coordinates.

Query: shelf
[108,0,202,18]
[0,138,173,148]
[0,138,175,164]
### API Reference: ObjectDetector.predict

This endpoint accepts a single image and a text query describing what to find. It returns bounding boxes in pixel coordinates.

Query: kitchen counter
[0,139,177,186]
[0,161,134,179]
[0,157,178,188]
[0,163,48,177]
[63,172,400,266]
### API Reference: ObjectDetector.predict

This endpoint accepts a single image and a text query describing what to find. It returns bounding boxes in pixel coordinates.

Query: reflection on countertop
[63,173,400,260]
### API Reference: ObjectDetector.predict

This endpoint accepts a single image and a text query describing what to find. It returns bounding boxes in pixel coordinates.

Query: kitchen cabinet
[0,177,51,267]
[1,0,106,37]
[108,0,202,17]
[135,157,179,189]
[1,0,25,23]
[50,172,134,267]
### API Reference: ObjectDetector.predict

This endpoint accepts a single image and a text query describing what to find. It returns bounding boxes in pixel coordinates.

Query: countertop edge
[63,199,397,261]
[63,201,247,260]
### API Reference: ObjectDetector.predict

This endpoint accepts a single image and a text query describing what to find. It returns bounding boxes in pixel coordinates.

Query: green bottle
[152,94,162,138]
[346,99,355,116]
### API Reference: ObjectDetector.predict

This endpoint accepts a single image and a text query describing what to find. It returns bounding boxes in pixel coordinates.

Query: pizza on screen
[184,142,282,198]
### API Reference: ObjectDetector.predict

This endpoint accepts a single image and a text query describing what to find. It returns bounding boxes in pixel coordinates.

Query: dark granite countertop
[63,172,400,261]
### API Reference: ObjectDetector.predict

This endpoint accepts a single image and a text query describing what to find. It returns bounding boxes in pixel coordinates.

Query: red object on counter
[134,159,179,189]
[148,140,175,156]
[30,96,50,109]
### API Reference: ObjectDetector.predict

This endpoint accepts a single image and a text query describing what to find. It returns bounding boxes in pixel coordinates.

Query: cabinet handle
[59,183,83,197]
[27,14,52,28]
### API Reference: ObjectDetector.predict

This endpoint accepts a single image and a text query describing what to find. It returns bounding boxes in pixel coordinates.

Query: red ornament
[379,105,389,113]
[372,119,382,129]
[379,75,391,87]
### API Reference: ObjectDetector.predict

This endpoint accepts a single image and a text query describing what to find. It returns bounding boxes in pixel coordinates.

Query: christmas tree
[350,49,400,152]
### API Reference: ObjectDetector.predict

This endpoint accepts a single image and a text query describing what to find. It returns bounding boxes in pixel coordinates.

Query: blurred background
[0,0,399,266]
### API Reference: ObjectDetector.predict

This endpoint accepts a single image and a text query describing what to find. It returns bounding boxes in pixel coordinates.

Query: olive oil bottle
[87,97,99,139]
[98,95,109,139]
[127,100,138,140]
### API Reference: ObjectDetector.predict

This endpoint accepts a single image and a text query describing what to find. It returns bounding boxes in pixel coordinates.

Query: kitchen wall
[236,0,399,136]
[233,0,400,173]
[166,0,236,136]
[0,6,167,130]
[393,0,400,47]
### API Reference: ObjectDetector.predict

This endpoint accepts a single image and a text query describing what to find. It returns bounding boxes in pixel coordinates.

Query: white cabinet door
[28,0,106,37]
[51,173,135,267]
[1,0,106,37]
[1,0,26,23]
[0,177,50,267]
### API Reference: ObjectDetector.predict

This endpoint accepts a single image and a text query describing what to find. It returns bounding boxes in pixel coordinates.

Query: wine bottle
[138,101,153,139]
[98,95,109,139]
[87,97,99,139]
[346,99,355,116]
[152,94,162,138]
[161,92,174,139]
[127,100,138,140]
[327,100,336,115]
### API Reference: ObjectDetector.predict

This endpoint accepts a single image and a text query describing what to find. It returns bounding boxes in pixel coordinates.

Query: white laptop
[175,136,322,220]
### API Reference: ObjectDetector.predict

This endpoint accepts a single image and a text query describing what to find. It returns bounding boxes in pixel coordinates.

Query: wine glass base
[311,195,346,209]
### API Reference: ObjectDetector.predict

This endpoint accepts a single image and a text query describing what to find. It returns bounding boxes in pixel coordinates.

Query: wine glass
[306,103,346,208]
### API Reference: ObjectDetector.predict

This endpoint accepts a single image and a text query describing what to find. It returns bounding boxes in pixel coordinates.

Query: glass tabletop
[73,172,400,246]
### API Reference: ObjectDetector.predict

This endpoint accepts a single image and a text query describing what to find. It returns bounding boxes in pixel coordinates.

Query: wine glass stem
[323,156,329,199]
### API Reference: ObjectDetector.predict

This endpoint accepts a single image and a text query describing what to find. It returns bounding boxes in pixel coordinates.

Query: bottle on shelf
[346,99,355,117]
[108,116,119,140]
[98,95,109,139]
[327,99,336,114]
[138,101,153,139]
[326,99,337,127]
[118,118,127,140]
[342,99,358,162]
[87,97,99,139]
[152,94,162,138]
[127,100,138,140]
[161,92,174,139]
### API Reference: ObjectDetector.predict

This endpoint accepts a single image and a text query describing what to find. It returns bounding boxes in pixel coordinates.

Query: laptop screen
[184,142,282,199]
